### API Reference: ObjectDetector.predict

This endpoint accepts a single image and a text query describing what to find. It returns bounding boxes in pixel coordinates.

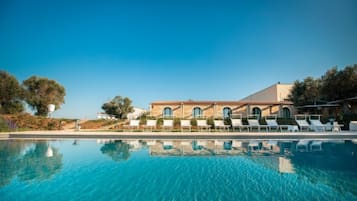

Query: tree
[0,71,24,114]
[22,76,66,116]
[101,96,134,119]
[320,65,357,101]
[288,77,321,106]
[289,64,357,109]
[303,77,321,105]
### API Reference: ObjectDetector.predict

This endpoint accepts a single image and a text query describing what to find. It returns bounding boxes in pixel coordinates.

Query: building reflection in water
[0,139,355,196]
[141,139,296,173]
[117,139,354,176]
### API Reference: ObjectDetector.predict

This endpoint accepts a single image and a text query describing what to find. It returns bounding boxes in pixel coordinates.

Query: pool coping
[1,130,357,140]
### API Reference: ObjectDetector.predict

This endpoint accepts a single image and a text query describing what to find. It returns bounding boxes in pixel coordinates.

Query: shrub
[342,113,357,130]
[173,118,181,128]
[207,117,214,128]
[224,118,231,126]
[47,120,59,130]
[0,117,10,132]
[190,119,197,126]
[277,118,297,125]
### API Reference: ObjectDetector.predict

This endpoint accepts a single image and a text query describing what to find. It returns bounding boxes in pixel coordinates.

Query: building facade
[150,83,294,119]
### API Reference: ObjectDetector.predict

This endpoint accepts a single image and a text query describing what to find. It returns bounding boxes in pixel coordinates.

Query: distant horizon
[1,0,357,119]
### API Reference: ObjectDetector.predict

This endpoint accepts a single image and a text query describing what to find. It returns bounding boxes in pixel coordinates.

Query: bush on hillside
[0,114,67,130]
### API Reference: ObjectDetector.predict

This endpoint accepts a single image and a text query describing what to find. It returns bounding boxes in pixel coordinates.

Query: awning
[296,104,340,109]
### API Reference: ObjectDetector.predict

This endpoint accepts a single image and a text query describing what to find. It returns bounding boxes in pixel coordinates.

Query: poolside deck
[1,130,357,140]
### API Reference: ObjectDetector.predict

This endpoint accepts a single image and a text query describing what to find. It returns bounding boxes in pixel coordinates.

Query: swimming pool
[0,139,356,201]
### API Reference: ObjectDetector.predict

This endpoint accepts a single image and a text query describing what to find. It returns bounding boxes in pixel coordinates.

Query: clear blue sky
[1,0,357,119]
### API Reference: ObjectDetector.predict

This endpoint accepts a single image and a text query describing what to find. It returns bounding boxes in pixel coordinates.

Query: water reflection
[0,140,63,187]
[0,139,356,197]
[97,139,356,170]
[18,142,62,182]
[0,140,26,187]
[100,140,130,162]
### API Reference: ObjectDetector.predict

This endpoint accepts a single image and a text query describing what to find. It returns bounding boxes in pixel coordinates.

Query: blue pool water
[0,139,356,201]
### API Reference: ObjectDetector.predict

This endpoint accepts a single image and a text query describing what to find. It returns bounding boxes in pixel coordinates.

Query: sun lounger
[350,121,357,131]
[309,115,330,132]
[295,115,310,131]
[322,121,343,132]
[295,119,310,131]
[332,122,344,132]
[143,119,157,131]
[265,116,289,132]
[309,120,328,132]
[196,120,211,132]
[213,120,230,131]
[162,119,174,131]
[231,116,249,131]
[180,120,191,132]
[247,116,268,132]
[124,119,140,131]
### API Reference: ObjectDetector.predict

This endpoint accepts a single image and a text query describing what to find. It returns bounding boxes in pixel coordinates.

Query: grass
[80,119,123,129]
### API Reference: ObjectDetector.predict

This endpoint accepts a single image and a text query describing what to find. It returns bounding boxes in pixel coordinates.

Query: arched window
[223,107,232,119]
[252,107,262,119]
[163,107,172,118]
[192,107,203,118]
[282,107,291,118]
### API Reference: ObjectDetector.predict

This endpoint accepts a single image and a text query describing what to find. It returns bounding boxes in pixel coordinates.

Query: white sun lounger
[247,119,268,132]
[196,120,211,132]
[231,118,249,132]
[295,115,310,131]
[213,120,230,131]
[124,119,140,131]
[309,119,328,132]
[264,116,290,132]
[180,120,191,132]
[162,119,174,131]
[295,120,310,131]
[143,119,157,131]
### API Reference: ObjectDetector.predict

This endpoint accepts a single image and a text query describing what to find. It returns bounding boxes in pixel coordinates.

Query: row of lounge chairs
[124,115,343,132]
[294,115,343,132]
[124,119,213,132]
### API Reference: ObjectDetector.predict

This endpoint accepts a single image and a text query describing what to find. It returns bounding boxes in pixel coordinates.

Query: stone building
[150,83,294,119]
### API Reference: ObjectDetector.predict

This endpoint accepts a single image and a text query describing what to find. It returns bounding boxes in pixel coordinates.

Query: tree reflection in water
[100,140,130,162]
[0,141,63,186]
[18,142,63,182]
[0,140,26,187]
